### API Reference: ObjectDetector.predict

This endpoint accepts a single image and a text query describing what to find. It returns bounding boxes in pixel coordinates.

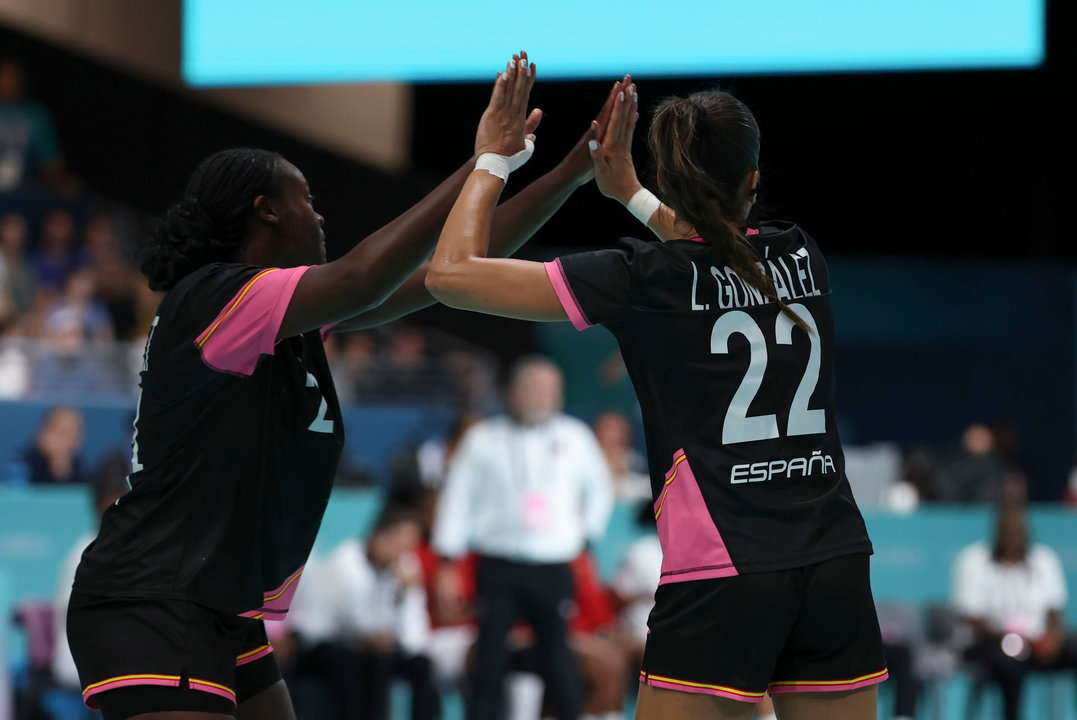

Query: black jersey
[545,222,871,583]
[74,263,344,618]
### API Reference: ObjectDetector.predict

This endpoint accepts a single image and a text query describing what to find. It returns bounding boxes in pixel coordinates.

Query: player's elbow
[425,262,471,309]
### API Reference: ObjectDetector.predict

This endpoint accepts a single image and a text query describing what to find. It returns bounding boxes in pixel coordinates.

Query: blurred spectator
[32,269,130,396]
[416,411,482,491]
[0,58,79,194]
[432,356,612,720]
[611,502,661,676]
[45,268,114,342]
[845,443,917,512]
[1,211,35,323]
[52,453,129,690]
[952,501,1077,720]
[0,333,30,397]
[565,553,627,720]
[31,208,86,297]
[291,503,439,720]
[20,405,86,485]
[361,325,459,403]
[929,424,1012,503]
[592,411,649,502]
[84,215,139,339]
[442,348,500,413]
[325,331,377,402]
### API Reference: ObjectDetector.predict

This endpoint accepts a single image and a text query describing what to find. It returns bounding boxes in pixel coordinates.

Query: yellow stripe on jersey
[654,453,688,520]
[196,268,280,348]
[264,568,303,601]
[236,643,272,661]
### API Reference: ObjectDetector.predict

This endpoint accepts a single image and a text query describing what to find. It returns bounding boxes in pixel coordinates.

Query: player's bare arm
[334,76,625,331]
[427,53,620,322]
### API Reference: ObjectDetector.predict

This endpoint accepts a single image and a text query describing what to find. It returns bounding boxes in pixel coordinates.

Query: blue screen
[183,0,1045,86]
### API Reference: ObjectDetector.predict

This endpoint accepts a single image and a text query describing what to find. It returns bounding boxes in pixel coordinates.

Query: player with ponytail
[428,54,887,720]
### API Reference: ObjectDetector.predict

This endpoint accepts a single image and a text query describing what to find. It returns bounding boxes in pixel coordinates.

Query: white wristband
[626,188,662,226]
[475,138,535,182]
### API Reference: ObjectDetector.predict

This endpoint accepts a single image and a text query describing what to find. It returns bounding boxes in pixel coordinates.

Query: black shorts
[640,553,888,703]
[67,591,282,720]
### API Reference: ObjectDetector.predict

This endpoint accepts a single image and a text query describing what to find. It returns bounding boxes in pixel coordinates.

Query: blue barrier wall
[3,487,1077,720]
[3,485,1075,618]
[0,401,455,487]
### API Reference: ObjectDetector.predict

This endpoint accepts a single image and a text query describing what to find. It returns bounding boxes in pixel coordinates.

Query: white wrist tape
[475,138,535,182]
[626,188,662,225]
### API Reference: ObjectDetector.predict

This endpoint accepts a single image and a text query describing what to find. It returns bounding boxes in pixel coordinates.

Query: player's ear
[253,195,279,226]
[745,170,760,208]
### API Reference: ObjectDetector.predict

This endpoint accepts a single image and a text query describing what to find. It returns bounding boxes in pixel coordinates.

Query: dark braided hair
[141,148,285,291]
[649,91,808,331]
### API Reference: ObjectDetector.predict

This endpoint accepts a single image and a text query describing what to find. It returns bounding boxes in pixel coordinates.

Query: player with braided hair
[67,79,624,720]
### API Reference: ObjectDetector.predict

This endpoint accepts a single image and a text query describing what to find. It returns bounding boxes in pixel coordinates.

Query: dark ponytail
[648,92,808,331]
[141,148,285,291]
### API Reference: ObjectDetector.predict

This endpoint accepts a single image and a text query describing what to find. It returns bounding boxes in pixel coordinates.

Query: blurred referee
[432,356,613,720]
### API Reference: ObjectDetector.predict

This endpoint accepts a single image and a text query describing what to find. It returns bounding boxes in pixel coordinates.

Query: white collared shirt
[952,541,1068,638]
[432,414,613,564]
[291,539,430,655]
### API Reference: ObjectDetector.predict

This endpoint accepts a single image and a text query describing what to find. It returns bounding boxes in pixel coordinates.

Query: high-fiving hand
[475,51,538,158]
[588,77,643,204]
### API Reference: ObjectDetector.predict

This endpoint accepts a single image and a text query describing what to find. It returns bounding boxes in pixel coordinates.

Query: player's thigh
[771,685,877,720]
[236,679,296,720]
[635,683,756,720]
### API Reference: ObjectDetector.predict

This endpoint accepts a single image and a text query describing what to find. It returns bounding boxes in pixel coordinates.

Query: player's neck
[236,231,283,268]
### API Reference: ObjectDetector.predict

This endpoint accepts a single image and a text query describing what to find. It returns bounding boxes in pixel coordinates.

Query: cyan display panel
[183,0,1045,86]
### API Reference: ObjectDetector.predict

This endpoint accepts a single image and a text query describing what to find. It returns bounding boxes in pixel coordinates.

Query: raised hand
[475,51,537,158]
[588,78,643,204]
[557,77,629,187]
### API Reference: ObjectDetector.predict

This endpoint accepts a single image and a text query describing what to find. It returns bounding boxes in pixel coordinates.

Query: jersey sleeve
[189,264,313,376]
[544,238,643,330]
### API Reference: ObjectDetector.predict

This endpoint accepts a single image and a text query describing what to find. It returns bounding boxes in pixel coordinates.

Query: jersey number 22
[711,302,825,444]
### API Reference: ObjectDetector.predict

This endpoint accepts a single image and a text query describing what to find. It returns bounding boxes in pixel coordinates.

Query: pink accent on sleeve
[543,259,592,331]
[746,228,760,236]
[195,266,313,376]
[653,450,738,585]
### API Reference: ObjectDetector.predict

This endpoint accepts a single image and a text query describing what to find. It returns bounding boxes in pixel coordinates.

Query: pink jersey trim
[188,679,239,702]
[768,669,889,694]
[236,643,274,667]
[653,449,738,586]
[543,259,592,331]
[240,565,305,618]
[640,672,764,703]
[195,265,313,376]
[689,228,758,243]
